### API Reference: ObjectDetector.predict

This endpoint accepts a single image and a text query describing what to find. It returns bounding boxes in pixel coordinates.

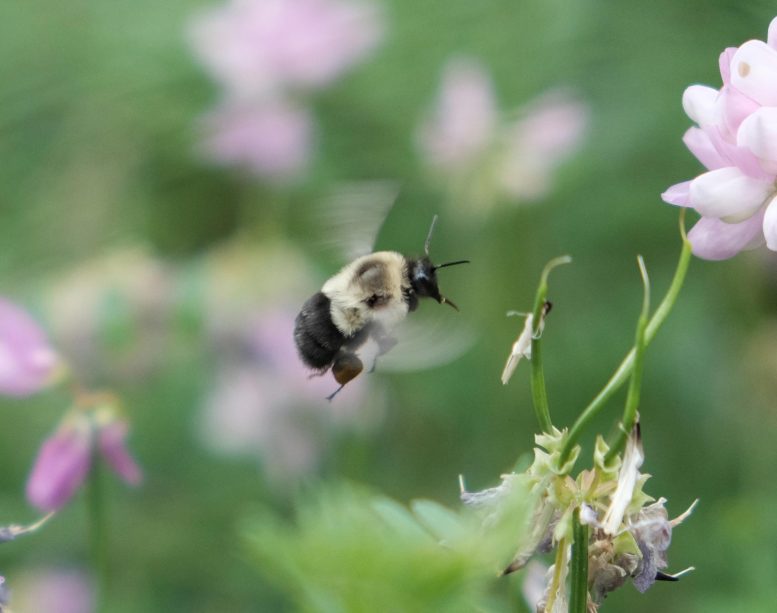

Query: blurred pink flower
[417,58,588,209]
[27,409,142,512]
[497,90,589,200]
[0,297,60,397]
[189,0,384,98]
[201,99,314,181]
[417,58,498,172]
[10,568,93,613]
[663,16,777,260]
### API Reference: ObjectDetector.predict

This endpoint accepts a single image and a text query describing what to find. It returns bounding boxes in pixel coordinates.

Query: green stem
[559,214,691,467]
[530,255,572,433]
[88,456,109,612]
[569,508,590,613]
[605,257,650,463]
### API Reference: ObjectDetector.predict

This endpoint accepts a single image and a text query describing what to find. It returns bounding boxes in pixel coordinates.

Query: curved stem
[569,508,590,613]
[530,256,572,433]
[559,214,691,467]
[605,257,650,463]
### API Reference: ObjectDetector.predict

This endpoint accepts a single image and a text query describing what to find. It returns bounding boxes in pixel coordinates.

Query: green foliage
[244,481,532,612]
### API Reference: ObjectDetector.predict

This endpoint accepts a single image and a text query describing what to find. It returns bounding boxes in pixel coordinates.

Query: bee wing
[315,181,401,261]
[366,310,475,373]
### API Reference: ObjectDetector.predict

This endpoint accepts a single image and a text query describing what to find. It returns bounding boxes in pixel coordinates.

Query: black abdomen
[294,292,346,369]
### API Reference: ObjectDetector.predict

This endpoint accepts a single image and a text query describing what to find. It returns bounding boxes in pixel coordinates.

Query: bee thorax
[322,251,410,337]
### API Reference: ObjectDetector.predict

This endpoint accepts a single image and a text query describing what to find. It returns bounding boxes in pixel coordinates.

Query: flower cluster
[462,426,695,611]
[417,58,588,212]
[663,17,777,260]
[190,0,384,182]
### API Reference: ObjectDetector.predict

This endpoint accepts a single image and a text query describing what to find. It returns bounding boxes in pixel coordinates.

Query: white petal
[501,314,533,385]
[682,85,719,126]
[769,17,777,50]
[730,41,777,106]
[737,106,777,173]
[762,195,777,250]
[602,427,644,536]
[689,167,772,222]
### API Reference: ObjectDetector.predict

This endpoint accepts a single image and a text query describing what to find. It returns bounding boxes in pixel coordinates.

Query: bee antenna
[424,214,439,256]
[434,259,470,270]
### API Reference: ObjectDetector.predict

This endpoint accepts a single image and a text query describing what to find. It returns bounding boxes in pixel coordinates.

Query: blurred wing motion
[315,181,401,261]
[365,310,475,373]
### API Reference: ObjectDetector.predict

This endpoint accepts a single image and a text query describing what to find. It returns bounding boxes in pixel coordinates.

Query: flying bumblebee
[294,188,469,399]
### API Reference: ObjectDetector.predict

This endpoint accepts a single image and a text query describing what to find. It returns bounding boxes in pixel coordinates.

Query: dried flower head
[463,425,695,608]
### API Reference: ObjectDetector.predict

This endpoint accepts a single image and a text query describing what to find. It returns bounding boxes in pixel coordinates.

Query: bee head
[407,215,470,310]
[408,256,469,310]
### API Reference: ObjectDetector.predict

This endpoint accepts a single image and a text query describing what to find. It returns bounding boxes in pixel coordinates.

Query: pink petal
[661,180,692,206]
[736,106,777,173]
[768,17,777,50]
[689,166,772,222]
[682,85,718,126]
[682,127,727,170]
[99,421,142,486]
[719,47,737,84]
[715,84,759,139]
[688,212,765,260]
[762,195,777,250]
[707,129,772,180]
[26,423,92,512]
[730,40,777,106]
[0,298,60,397]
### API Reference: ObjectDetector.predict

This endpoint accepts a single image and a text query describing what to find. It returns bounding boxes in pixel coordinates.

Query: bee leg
[326,384,345,402]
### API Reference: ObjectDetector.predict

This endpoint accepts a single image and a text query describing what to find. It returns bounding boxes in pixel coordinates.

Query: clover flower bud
[26,419,92,513]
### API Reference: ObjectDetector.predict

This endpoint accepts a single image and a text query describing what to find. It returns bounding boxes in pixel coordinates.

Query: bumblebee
[294,215,468,399]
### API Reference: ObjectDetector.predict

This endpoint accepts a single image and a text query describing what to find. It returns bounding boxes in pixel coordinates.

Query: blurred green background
[2,0,777,611]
